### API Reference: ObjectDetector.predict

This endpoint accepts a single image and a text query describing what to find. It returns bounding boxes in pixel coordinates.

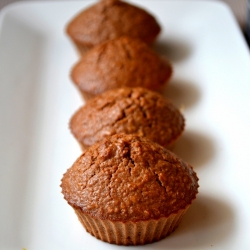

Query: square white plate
[0,1,250,249]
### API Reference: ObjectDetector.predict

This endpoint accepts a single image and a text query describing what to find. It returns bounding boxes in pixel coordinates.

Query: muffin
[66,0,161,54]
[71,36,172,100]
[70,87,184,150]
[61,134,199,245]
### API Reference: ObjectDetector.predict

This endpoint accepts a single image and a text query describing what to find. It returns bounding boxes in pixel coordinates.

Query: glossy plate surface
[0,1,250,249]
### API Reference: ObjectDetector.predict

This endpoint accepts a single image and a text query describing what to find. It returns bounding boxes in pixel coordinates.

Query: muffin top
[66,0,161,48]
[71,36,172,96]
[70,87,184,148]
[61,134,199,222]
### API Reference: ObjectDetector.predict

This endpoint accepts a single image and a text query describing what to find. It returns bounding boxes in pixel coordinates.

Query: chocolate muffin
[70,87,184,150]
[66,0,161,54]
[71,36,172,100]
[61,134,199,245]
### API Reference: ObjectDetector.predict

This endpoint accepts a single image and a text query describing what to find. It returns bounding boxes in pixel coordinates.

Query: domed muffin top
[71,36,172,96]
[67,0,161,48]
[70,87,184,148]
[61,134,199,222]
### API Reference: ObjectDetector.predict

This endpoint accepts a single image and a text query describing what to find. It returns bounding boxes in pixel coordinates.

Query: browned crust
[66,0,161,48]
[69,87,184,149]
[61,134,199,222]
[70,36,172,96]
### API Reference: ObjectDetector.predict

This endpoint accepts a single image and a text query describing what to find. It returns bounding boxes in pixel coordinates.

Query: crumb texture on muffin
[71,36,172,96]
[70,87,184,148]
[61,134,199,222]
[67,0,161,48]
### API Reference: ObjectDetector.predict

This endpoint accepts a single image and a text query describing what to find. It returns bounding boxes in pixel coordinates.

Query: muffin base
[73,206,189,245]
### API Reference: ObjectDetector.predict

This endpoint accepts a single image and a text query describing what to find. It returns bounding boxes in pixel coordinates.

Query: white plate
[0,1,250,249]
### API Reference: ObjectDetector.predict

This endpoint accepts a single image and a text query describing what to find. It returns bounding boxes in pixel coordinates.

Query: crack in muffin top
[61,134,199,222]
[71,36,172,95]
[70,87,184,148]
[66,0,161,47]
